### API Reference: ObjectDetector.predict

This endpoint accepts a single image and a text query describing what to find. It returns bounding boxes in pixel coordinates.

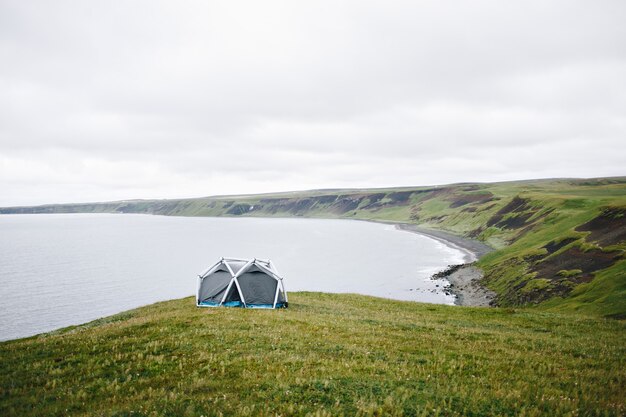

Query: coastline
[394,223,494,261]
[2,213,498,319]
[392,222,497,307]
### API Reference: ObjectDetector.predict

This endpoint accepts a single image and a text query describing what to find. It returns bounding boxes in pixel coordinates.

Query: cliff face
[2,177,625,317]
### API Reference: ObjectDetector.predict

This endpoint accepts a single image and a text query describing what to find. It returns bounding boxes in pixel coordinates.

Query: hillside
[2,177,625,317]
[1,293,624,416]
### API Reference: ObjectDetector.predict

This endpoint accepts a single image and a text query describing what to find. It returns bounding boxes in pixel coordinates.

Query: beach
[395,223,497,307]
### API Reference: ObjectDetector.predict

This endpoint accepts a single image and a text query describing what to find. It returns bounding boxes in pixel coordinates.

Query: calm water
[0,214,466,341]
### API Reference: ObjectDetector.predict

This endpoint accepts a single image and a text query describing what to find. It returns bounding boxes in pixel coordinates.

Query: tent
[196,257,288,308]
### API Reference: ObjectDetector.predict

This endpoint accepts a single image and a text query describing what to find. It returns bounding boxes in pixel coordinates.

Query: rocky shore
[396,224,497,307]
[432,264,496,306]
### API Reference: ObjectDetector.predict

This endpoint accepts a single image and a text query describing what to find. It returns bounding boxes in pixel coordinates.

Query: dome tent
[196,257,288,308]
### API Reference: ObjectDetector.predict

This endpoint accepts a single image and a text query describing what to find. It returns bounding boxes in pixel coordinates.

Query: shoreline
[394,223,494,261]
[3,213,498,311]
[390,222,497,307]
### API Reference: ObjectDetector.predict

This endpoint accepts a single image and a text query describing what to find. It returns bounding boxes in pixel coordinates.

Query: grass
[1,293,624,416]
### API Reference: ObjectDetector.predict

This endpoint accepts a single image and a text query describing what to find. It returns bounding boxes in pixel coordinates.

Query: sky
[1,0,625,206]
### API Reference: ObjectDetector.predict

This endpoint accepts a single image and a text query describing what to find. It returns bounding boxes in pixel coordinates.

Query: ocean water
[0,214,465,341]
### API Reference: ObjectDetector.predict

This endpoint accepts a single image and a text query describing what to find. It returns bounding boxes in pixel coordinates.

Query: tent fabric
[226,260,248,275]
[197,270,232,304]
[237,271,278,305]
[196,257,288,309]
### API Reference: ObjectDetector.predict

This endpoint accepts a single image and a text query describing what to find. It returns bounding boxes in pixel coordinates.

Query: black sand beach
[395,223,496,307]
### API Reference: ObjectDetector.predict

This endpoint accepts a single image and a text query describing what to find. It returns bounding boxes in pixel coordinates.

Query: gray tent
[196,257,288,308]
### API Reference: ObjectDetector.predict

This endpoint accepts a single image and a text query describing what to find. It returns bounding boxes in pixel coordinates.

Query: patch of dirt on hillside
[226,203,252,215]
[508,209,625,305]
[359,193,387,210]
[498,212,535,229]
[514,279,577,304]
[531,247,622,281]
[256,198,286,214]
[486,196,530,227]
[543,238,578,254]
[448,192,495,208]
[508,208,555,242]
[575,207,626,246]
[288,199,316,213]
[330,196,364,213]
[387,191,414,203]
[523,253,545,264]
[485,197,553,237]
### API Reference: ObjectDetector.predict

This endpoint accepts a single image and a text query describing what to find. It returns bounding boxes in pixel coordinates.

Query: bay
[0,214,465,341]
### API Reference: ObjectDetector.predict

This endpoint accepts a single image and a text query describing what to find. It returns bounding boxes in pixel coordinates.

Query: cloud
[0,0,625,205]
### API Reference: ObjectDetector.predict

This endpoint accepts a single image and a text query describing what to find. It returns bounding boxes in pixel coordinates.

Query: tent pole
[223,259,236,276]
[272,282,280,308]
[233,277,247,307]
[220,279,235,305]
[234,259,255,278]
[269,260,280,276]
[281,280,288,303]
[199,259,222,278]
[196,275,202,306]
[254,262,282,282]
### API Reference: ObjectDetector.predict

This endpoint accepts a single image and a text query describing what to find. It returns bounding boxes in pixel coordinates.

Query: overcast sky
[1,0,625,206]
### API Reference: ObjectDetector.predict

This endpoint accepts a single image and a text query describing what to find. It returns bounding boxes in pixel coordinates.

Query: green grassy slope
[2,177,625,316]
[1,293,624,417]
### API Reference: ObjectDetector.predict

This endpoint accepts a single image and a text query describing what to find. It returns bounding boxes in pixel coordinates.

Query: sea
[0,214,466,341]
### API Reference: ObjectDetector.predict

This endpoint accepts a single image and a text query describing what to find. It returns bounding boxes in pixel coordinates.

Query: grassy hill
[3,177,625,317]
[1,293,624,416]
